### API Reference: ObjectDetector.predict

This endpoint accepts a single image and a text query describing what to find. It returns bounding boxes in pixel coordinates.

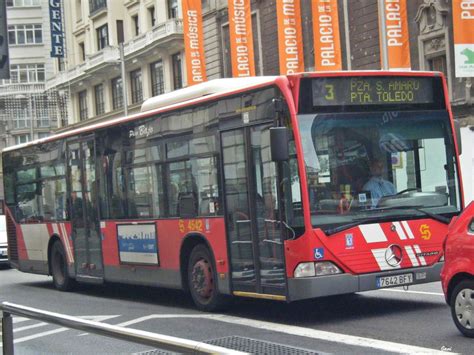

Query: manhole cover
[205,335,321,355]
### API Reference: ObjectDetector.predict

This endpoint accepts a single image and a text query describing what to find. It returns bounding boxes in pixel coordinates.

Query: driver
[363,159,396,208]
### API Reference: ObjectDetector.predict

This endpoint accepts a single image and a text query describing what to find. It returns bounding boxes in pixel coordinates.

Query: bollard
[1,311,14,355]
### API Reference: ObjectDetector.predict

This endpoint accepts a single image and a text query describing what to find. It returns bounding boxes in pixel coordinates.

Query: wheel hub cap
[455,288,474,329]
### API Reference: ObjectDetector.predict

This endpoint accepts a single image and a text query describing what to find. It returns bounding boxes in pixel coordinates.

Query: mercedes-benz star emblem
[385,244,403,267]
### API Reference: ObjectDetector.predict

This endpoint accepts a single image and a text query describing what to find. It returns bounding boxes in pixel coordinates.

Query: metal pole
[28,95,33,142]
[2,311,14,355]
[343,0,352,70]
[119,43,128,116]
[0,302,245,354]
[378,0,389,70]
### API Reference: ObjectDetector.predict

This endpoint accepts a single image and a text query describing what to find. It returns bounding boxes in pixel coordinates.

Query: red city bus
[2,71,464,310]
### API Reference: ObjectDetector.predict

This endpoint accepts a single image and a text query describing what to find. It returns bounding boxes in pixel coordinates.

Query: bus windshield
[298,110,461,233]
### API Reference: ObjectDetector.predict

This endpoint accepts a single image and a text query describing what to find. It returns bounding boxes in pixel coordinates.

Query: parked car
[0,214,8,267]
[441,201,474,337]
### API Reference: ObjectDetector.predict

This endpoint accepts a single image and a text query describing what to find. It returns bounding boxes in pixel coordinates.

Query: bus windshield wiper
[324,214,411,236]
[370,205,451,224]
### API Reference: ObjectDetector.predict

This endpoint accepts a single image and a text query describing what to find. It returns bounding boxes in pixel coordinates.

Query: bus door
[221,124,287,297]
[67,137,103,282]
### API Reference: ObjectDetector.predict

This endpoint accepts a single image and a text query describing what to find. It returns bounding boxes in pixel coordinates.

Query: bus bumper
[287,262,443,301]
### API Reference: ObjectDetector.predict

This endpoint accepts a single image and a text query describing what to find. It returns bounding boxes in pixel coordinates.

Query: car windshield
[298,110,461,233]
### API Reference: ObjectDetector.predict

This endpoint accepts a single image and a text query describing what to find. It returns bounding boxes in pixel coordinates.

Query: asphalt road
[0,266,472,354]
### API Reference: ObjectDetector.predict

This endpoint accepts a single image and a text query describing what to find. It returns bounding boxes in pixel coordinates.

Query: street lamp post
[378,0,389,70]
[27,95,34,141]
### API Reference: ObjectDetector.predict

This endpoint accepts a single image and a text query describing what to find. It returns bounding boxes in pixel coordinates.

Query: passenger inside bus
[362,159,396,208]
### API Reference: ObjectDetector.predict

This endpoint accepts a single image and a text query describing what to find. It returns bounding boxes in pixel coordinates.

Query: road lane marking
[12,317,30,324]
[0,315,120,346]
[378,289,444,296]
[14,322,48,333]
[2,327,69,345]
[114,314,452,354]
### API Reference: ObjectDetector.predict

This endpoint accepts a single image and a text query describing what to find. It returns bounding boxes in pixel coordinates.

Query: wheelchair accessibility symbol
[314,248,324,260]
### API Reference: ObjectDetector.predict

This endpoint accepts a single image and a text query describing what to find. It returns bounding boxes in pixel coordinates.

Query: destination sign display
[311,77,435,107]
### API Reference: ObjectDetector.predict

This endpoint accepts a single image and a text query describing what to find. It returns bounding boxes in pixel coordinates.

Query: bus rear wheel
[50,240,75,291]
[188,245,228,311]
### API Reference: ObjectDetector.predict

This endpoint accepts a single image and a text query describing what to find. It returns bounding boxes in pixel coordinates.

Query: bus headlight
[315,261,342,276]
[294,262,316,277]
[294,262,342,277]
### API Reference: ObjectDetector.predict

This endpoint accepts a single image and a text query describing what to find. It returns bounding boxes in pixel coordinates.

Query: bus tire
[187,244,228,312]
[50,240,75,291]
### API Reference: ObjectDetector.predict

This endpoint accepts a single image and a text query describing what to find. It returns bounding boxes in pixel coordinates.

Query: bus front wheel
[187,244,228,311]
[50,240,75,291]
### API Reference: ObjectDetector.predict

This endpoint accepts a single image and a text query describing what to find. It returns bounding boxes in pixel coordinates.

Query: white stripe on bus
[371,248,401,271]
[359,224,388,243]
[404,246,420,267]
[393,222,407,240]
[401,221,415,239]
[413,245,427,266]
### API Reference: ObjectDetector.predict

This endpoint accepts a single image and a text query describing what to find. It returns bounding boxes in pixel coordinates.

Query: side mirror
[454,120,462,155]
[270,127,289,162]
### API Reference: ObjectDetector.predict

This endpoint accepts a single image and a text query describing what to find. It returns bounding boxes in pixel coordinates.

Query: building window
[7,0,41,7]
[150,60,164,96]
[96,24,109,50]
[89,0,107,15]
[167,0,178,19]
[79,42,85,62]
[37,113,50,128]
[13,100,31,129]
[15,135,30,145]
[148,6,156,28]
[94,84,105,115]
[172,53,183,90]
[130,69,143,104]
[38,132,50,139]
[111,77,123,110]
[132,15,139,36]
[8,24,42,45]
[10,64,45,83]
[78,90,88,121]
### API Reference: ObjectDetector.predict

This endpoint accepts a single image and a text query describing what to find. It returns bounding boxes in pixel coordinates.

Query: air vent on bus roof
[140,76,278,113]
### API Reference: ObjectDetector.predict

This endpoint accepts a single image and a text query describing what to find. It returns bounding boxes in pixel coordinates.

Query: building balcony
[46,19,183,90]
[0,83,45,98]
[89,0,107,16]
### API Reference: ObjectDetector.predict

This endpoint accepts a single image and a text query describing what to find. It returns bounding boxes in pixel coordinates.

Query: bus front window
[298,111,461,233]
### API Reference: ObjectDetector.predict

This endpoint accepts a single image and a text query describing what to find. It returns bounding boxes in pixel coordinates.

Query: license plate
[376,273,413,288]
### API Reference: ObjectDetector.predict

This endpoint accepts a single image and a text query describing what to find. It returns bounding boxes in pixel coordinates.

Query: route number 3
[325,84,335,101]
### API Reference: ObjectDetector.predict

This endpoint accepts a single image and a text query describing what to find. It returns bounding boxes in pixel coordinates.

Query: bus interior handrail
[0,302,247,355]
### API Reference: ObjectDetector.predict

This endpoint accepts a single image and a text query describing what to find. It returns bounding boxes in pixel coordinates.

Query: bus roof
[141,76,278,112]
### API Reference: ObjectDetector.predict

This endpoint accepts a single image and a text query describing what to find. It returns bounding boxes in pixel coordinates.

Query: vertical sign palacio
[312,0,342,71]
[182,0,207,85]
[49,0,65,57]
[276,0,304,74]
[228,0,256,77]
[380,0,411,70]
[453,0,474,77]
